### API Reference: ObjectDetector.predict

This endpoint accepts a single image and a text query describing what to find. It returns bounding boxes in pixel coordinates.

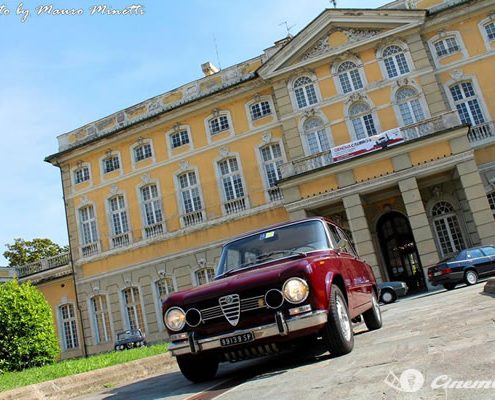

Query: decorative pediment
[301,28,382,61]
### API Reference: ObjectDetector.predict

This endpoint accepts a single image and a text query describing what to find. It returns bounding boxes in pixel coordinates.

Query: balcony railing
[81,242,99,258]
[280,111,461,180]
[224,197,247,215]
[182,210,204,227]
[268,187,283,202]
[111,232,130,248]
[468,121,495,146]
[144,222,165,239]
[16,252,70,278]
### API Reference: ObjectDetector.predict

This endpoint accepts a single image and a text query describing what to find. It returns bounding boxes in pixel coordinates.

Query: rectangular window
[208,115,230,135]
[60,304,79,350]
[140,184,164,237]
[109,195,130,247]
[123,287,145,332]
[195,268,215,285]
[170,130,190,149]
[219,158,245,201]
[134,143,152,162]
[91,295,111,344]
[79,205,98,245]
[74,167,90,184]
[485,22,495,41]
[450,81,485,126]
[261,144,283,188]
[434,37,460,57]
[488,192,495,217]
[103,156,120,174]
[179,172,203,214]
[250,101,272,120]
[156,277,175,302]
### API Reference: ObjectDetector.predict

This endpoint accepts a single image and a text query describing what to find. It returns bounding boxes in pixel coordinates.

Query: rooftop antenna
[279,21,295,37]
[213,34,222,70]
[329,0,337,7]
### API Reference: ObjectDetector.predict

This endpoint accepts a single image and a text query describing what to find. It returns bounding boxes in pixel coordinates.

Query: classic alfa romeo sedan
[162,218,382,382]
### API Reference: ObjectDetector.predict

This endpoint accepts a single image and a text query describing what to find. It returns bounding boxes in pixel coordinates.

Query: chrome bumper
[169,310,328,356]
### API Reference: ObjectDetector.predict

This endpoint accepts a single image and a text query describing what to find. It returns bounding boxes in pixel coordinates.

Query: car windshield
[216,220,329,277]
[117,330,140,340]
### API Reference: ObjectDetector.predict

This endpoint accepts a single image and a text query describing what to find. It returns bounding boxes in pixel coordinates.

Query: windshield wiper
[217,249,306,278]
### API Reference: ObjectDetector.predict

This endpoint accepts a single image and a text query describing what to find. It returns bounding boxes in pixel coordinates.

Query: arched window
[382,45,410,78]
[90,295,111,344]
[349,102,377,140]
[396,87,426,126]
[195,267,215,286]
[293,76,318,109]
[122,287,145,332]
[303,117,331,155]
[337,61,363,94]
[431,201,466,257]
[449,81,485,126]
[59,304,79,350]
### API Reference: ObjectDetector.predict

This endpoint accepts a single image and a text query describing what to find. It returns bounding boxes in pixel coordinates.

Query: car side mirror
[337,238,349,252]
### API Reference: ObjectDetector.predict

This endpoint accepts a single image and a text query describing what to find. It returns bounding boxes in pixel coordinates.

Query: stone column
[398,177,440,290]
[456,159,495,245]
[342,194,381,280]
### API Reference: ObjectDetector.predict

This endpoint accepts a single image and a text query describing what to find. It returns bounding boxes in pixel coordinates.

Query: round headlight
[282,278,309,304]
[164,307,186,331]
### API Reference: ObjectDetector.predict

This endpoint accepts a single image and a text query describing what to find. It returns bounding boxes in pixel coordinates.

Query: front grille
[219,294,241,326]
[200,295,267,323]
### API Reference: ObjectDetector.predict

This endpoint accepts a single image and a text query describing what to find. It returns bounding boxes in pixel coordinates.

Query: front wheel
[322,285,354,356]
[176,354,219,383]
[363,293,383,331]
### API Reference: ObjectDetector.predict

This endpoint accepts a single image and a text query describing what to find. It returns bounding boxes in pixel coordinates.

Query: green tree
[0,280,59,373]
[3,238,69,267]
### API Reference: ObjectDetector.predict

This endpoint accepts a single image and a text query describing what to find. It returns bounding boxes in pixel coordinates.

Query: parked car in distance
[114,329,146,351]
[427,245,495,290]
[162,218,383,383]
[377,281,408,304]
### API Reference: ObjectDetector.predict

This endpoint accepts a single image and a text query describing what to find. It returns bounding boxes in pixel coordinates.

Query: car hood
[163,253,325,308]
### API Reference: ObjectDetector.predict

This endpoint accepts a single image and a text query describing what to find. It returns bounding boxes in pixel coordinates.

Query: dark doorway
[377,211,427,292]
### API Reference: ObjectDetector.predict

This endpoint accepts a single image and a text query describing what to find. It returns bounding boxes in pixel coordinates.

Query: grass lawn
[0,343,168,392]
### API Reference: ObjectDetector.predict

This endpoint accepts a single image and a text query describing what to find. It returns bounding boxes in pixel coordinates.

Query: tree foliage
[0,280,59,373]
[3,238,69,267]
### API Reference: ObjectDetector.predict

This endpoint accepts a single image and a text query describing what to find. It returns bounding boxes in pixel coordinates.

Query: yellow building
[39,0,495,357]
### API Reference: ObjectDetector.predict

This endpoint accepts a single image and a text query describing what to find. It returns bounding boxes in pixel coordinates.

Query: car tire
[322,285,354,356]
[464,270,478,286]
[176,354,219,383]
[363,293,383,331]
[379,289,397,304]
[443,282,456,291]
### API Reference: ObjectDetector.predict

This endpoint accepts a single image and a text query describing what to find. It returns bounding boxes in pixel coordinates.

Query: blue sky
[0,0,386,265]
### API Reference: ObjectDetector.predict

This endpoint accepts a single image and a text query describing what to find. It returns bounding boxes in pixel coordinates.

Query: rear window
[481,246,495,256]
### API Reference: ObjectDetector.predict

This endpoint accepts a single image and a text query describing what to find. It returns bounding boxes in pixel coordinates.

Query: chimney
[201,61,220,76]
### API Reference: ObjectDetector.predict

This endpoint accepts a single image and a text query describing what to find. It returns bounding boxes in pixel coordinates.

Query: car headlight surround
[282,277,309,304]
[164,306,186,332]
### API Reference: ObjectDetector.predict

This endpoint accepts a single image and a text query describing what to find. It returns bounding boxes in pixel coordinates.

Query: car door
[466,249,492,276]
[480,246,495,275]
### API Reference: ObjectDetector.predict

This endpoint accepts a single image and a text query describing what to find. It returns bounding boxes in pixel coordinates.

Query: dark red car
[162,218,382,382]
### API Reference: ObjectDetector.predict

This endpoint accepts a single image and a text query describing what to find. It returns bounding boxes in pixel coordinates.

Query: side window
[466,249,484,258]
[481,246,495,256]
[337,227,357,257]
[326,223,342,249]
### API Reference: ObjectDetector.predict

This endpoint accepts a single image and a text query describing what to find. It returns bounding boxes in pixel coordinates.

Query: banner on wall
[331,128,404,163]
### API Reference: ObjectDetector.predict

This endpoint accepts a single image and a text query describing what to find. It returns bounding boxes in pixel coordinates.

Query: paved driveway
[79,284,495,400]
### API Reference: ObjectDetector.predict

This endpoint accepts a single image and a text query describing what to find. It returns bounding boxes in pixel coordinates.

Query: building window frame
[58,303,79,351]
[333,59,366,95]
[301,115,333,156]
[347,101,380,141]
[194,267,215,286]
[106,193,132,249]
[216,155,249,216]
[89,294,112,344]
[479,17,495,49]
[290,75,320,110]
[487,191,495,218]
[166,124,193,157]
[377,43,412,79]
[175,169,206,227]
[131,138,154,167]
[447,79,487,127]
[71,163,92,187]
[245,95,275,128]
[257,140,286,202]
[430,200,467,258]
[393,85,429,127]
[99,151,123,181]
[138,182,166,239]
[428,31,467,66]
[205,110,234,141]
[121,286,146,333]
[77,203,100,258]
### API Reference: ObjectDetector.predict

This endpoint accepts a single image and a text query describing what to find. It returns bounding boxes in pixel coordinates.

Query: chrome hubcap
[467,272,477,284]
[336,296,351,341]
[382,292,393,303]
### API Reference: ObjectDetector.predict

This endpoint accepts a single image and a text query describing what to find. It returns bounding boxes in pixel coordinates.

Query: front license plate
[434,272,441,276]
[220,332,254,347]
